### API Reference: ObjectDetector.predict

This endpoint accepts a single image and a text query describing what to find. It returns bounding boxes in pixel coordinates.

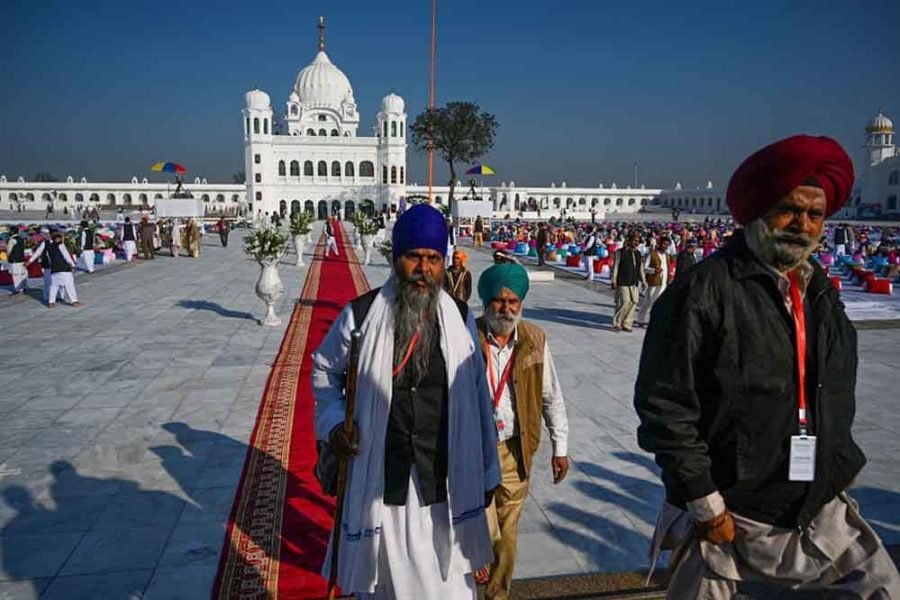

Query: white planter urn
[293,233,307,267]
[255,256,284,326]
[361,235,373,265]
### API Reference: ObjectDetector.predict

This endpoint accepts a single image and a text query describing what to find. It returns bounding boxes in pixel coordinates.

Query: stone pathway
[0,225,897,598]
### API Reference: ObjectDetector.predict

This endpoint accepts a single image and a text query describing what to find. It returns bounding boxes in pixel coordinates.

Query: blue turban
[478,263,530,305]
[392,204,448,261]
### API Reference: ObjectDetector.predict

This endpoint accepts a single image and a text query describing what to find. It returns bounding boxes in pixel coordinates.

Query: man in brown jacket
[475,262,570,600]
[139,216,156,260]
[636,237,670,327]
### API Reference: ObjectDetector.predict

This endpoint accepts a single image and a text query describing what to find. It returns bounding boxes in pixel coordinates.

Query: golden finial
[318,16,325,52]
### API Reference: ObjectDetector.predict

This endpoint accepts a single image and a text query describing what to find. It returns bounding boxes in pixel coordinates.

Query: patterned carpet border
[214,234,327,599]
[213,225,369,599]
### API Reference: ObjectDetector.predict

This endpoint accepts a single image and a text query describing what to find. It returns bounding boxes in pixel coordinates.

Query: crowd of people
[313,133,900,600]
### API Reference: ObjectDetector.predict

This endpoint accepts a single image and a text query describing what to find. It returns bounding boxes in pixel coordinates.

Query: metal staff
[327,329,363,600]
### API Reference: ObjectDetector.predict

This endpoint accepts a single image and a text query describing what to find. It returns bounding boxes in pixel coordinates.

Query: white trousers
[357,470,476,600]
[80,250,95,273]
[583,254,594,281]
[836,243,847,256]
[325,236,339,257]
[42,271,52,302]
[124,240,137,261]
[48,272,77,304]
[8,263,28,292]
[637,284,666,324]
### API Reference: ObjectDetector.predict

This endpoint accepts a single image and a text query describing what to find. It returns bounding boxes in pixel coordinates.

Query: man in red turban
[634,135,900,597]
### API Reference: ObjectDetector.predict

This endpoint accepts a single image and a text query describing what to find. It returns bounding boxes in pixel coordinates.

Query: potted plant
[289,210,313,267]
[353,215,381,265]
[244,229,288,326]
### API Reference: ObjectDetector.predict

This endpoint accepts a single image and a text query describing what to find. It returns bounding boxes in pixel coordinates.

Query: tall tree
[410,101,498,209]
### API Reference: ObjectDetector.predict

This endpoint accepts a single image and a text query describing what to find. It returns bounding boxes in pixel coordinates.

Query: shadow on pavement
[178,300,255,321]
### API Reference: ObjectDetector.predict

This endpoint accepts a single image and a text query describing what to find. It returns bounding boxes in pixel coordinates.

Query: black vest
[81,229,94,251]
[8,238,24,263]
[47,242,72,273]
[615,248,642,286]
[123,224,135,241]
[384,329,449,506]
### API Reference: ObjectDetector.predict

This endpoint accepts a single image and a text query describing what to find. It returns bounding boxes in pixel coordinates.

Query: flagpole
[427,0,437,204]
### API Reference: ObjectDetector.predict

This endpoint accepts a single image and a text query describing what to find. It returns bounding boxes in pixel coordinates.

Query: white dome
[381,93,405,114]
[294,51,354,106]
[866,110,893,133]
[245,89,270,110]
[289,90,300,103]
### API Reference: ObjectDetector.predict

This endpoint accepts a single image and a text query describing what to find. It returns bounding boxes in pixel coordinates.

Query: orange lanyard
[392,331,420,379]
[485,341,516,409]
[788,271,808,434]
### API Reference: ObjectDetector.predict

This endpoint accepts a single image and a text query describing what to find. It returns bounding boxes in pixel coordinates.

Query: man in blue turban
[474,263,569,600]
[313,201,500,598]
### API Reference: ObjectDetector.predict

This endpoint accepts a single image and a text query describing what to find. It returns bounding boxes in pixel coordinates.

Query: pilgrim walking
[313,204,499,599]
[635,135,900,598]
[27,231,81,308]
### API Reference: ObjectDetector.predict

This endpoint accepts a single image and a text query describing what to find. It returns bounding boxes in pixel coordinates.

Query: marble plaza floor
[0,225,898,599]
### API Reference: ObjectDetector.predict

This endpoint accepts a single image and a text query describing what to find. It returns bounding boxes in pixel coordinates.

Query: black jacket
[674,249,696,280]
[634,231,865,529]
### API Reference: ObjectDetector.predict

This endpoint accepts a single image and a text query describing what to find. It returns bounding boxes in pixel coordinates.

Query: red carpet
[214,222,370,599]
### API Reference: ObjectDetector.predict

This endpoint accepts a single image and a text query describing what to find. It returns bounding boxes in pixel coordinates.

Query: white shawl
[312,279,500,593]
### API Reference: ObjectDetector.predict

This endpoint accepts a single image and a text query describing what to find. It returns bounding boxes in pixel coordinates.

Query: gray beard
[485,305,521,337]
[393,275,440,383]
[745,219,818,272]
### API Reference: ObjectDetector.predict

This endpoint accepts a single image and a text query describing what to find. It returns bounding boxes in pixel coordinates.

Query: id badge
[789,435,816,481]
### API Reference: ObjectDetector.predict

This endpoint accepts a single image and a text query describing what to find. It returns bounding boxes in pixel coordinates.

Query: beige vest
[476,318,546,480]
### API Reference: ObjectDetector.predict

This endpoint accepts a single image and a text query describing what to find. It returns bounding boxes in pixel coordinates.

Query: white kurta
[312,280,500,596]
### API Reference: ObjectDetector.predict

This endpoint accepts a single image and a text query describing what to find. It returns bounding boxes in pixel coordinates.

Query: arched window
[345,161,355,177]
[278,160,286,176]
[360,161,374,177]
[256,191,262,201]
[391,121,397,137]
[246,117,250,134]
[400,122,404,137]
[253,118,260,134]
[89,193,98,203]
[317,161,327,177]
[604,198,611,206]
[579,197,586,205]
[202,194,210,203]
[232,194,240,203]
[400,167,405,183]
[139,193,147,204]
[591,198,599,207]
[307,128,316,136]
[383,165,389,184]
[304,161,314,176]
[291,105,298,115]
[616,198,623,206]
[553,197,560,207]
[332,161,341,177]
[331,129,339,136]
[216,194,225,203]
[318,128,327,137]
[641,198,648,206]
[628,198,635,206]
[263,119,268,134]
[75,193,83,203]
[888,195,898,211]
[436,196,443,204]
[383,121,388,137]
[106,193,116,204]
[889,170,899,185]
[391,166,397,184]
[289,160,299,176]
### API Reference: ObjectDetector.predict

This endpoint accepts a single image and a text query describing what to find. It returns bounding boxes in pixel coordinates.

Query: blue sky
[3,0,898,189]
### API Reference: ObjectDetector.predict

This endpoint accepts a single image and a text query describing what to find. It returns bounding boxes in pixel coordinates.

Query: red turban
[726,135,854,225]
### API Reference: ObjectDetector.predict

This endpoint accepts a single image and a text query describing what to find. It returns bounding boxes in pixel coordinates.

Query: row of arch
[661,197,723,210]
[2,191,242,206]
[381,120,404,138]
[498,194,651,210]
[278,160,375,178]
[246,116,270,136]
[278,198,378,221]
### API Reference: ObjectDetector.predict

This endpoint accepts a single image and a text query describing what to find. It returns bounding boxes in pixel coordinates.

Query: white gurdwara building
[243,18,407,221]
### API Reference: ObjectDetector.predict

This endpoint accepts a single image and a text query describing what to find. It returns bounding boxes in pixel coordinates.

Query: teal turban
[478,263,530,305]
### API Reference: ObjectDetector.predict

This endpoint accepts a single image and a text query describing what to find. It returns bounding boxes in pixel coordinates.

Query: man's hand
[694,511,735,545]
[610,282,617,290]
[551,456,569,484]
[328,424,359,459]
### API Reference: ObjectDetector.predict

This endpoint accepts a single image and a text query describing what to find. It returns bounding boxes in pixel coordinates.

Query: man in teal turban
[474,262,570,600]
